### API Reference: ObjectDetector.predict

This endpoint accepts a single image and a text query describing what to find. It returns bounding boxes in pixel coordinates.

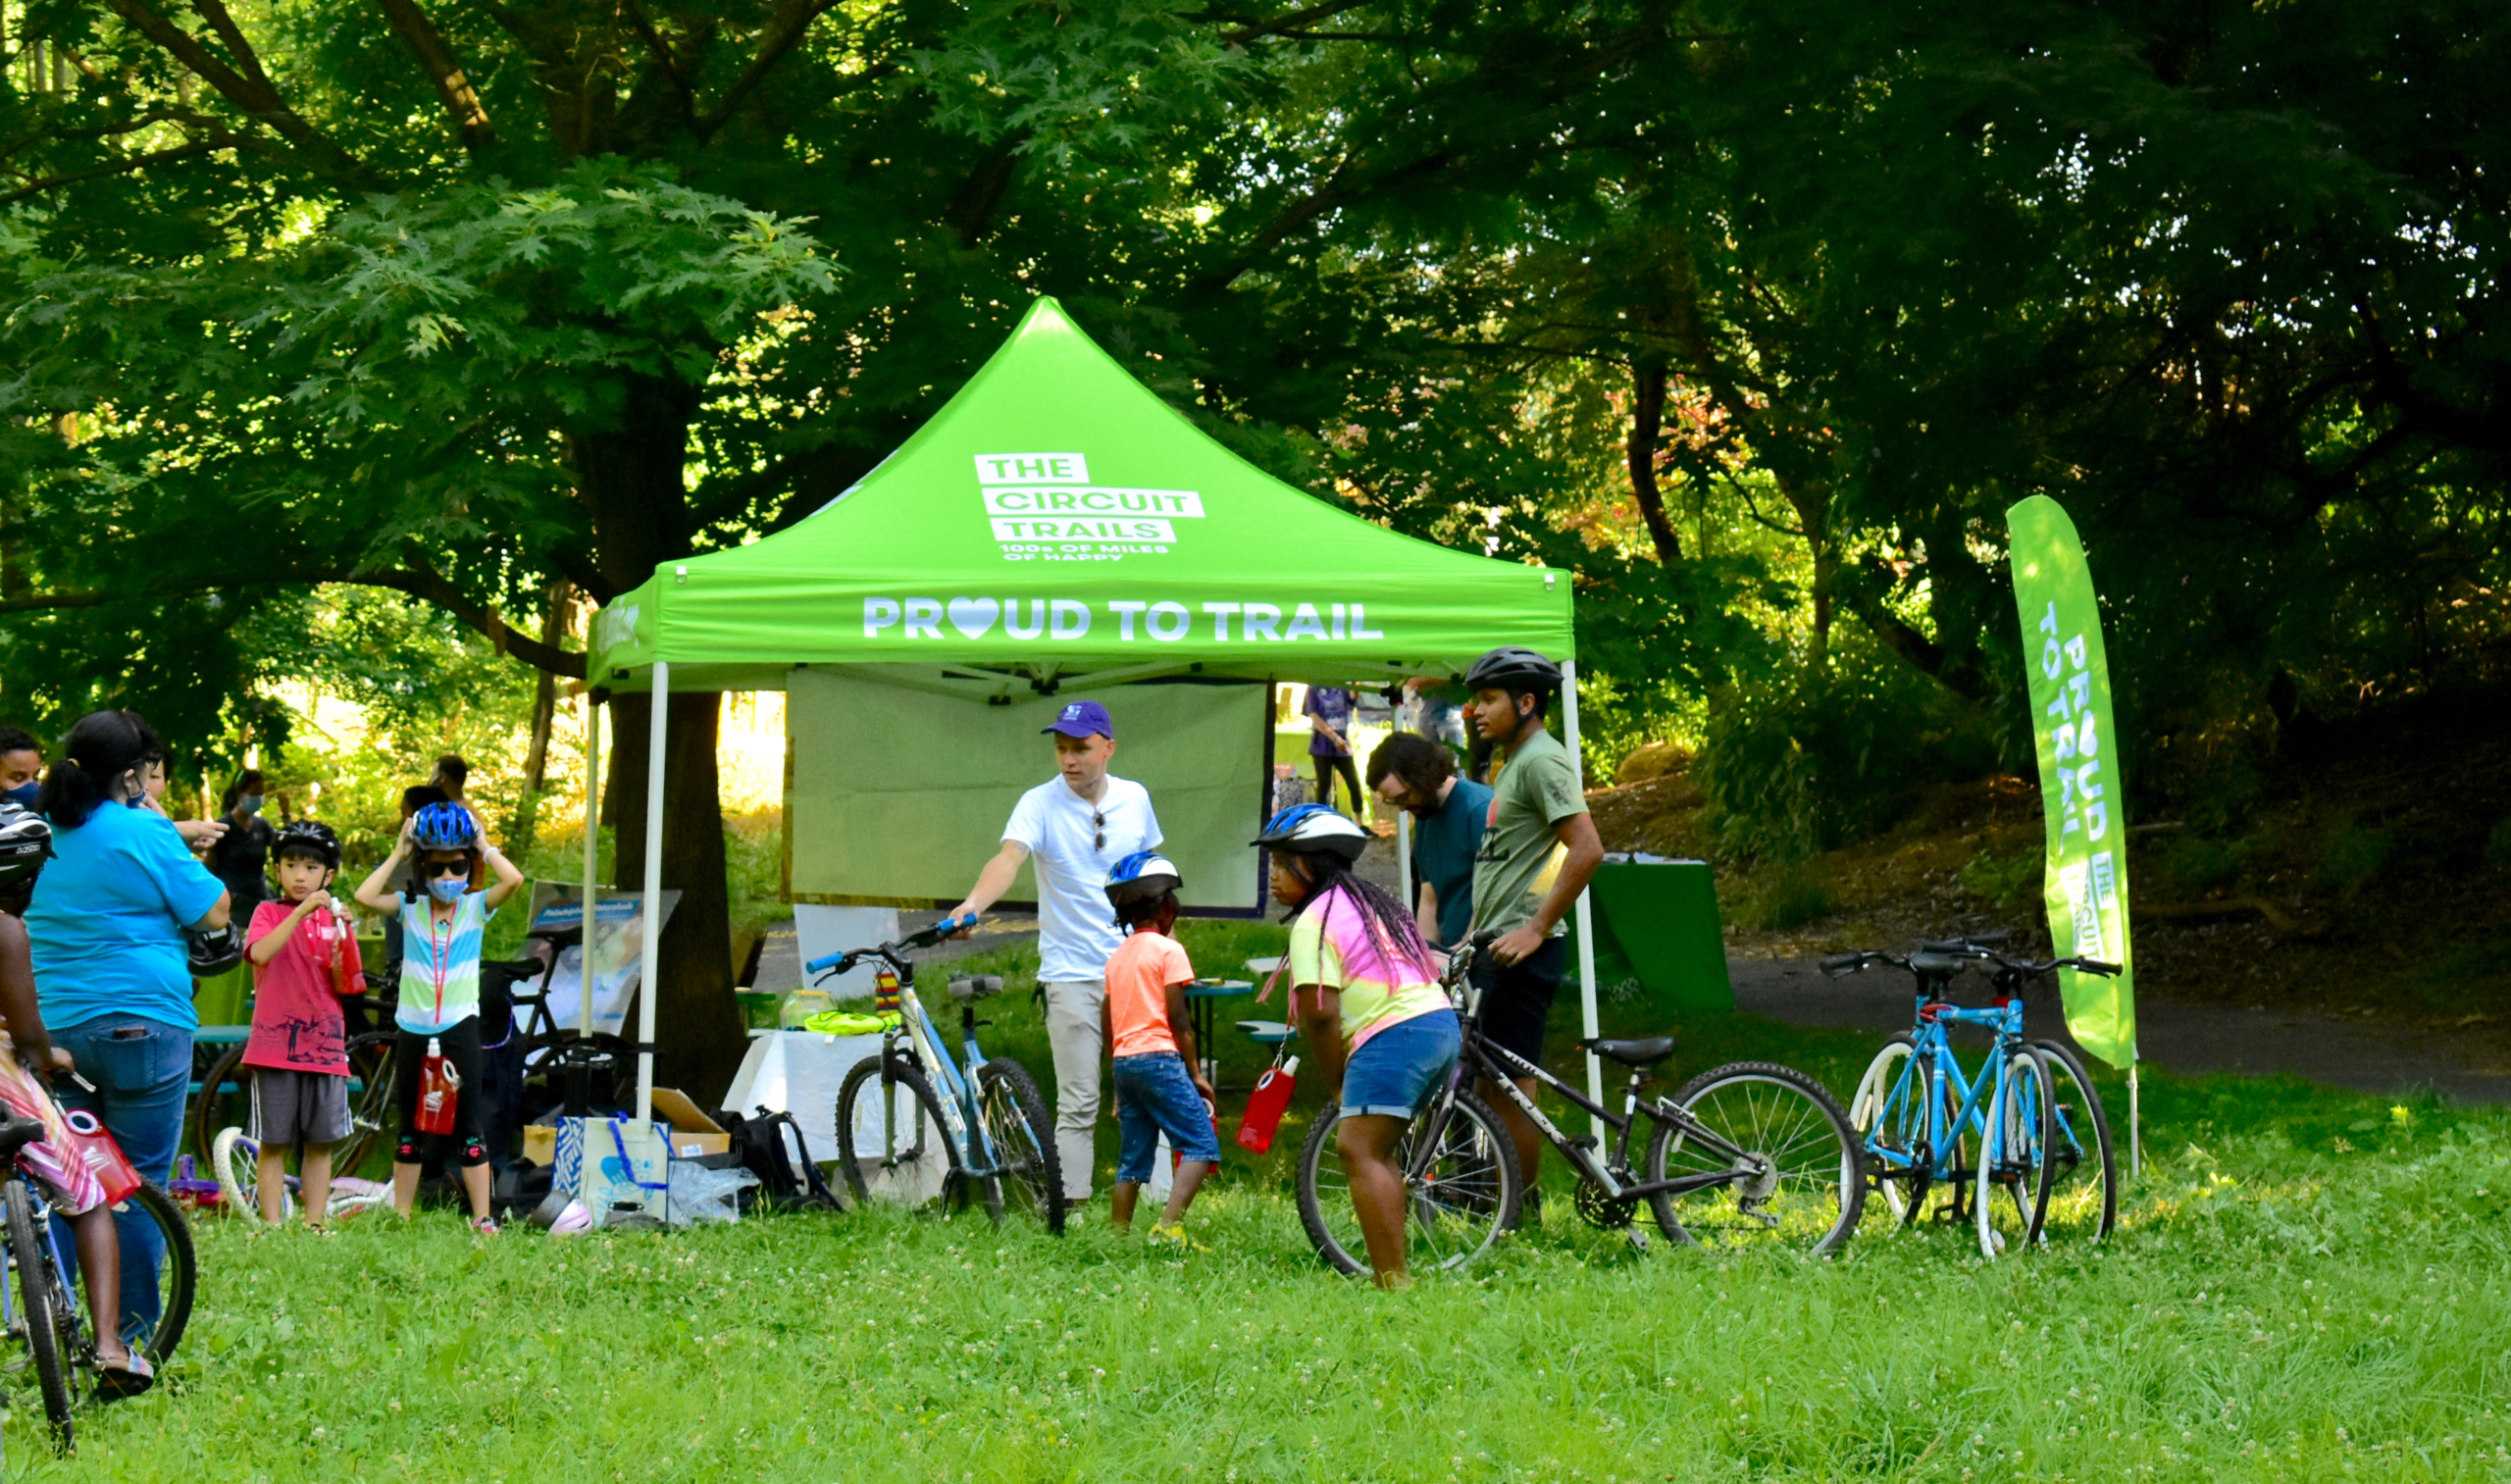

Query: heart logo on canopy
[948,597,1000,639]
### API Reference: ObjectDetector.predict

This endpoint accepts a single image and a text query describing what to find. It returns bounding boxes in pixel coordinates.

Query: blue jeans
[52,1013,190,1347]
[1341,1009,1461,1118]
[1111,1052,1219,1183]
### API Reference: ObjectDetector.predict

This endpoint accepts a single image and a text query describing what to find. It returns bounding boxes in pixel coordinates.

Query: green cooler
[1587,858,1731,1011]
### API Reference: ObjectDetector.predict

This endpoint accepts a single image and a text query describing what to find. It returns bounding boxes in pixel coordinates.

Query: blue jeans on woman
[51,1013,191,1347]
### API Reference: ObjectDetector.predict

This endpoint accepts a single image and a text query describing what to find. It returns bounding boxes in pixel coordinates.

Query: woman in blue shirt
[26,712,229,1343]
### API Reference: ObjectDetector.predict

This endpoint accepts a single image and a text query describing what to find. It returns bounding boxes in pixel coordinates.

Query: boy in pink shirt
[243,820,362,1228]
[1099,851,1219,1242]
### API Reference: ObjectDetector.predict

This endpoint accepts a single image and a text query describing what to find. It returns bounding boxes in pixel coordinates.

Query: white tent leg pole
[2129,1061,2140,1181]
[637,662,668,1123]
[580,692,601,1040]
[1395,693,1414,911]
[1561,659,1606,1143]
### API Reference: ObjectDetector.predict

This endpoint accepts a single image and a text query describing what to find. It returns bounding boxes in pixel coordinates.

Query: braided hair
[1277,847,1438,981]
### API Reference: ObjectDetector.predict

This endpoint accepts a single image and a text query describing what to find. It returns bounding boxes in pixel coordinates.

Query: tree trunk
[1625,357,1685,571]
[1773,471,1832,674]
[573,372,745,1104]
[509,579,570,852]
[605,689,745,1104]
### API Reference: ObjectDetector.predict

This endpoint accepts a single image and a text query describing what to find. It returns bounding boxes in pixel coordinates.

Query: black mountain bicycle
[1295,941,1866,1275]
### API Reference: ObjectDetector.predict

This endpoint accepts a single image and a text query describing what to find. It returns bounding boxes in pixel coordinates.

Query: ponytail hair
[1279,848,1439,981]
[39,710,164,829]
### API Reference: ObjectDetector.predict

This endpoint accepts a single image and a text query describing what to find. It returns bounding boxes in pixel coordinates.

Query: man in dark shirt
[1366,733,1491,947]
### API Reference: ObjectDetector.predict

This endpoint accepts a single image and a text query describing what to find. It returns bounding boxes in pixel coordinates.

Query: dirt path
[1731,955,2511,1103]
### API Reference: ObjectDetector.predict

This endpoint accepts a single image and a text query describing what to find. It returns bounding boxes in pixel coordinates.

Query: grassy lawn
[35,931,2511,1480]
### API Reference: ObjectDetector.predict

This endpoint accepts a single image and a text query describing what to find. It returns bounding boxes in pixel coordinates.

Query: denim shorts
[1111,1052,1220,1182]
[1341,1008,1462,1118]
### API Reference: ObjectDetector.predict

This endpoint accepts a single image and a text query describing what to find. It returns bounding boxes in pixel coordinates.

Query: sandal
[96,1351,156,1400]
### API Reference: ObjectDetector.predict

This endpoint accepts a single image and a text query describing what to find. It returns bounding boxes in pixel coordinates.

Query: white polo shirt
[1003,774,1163,984]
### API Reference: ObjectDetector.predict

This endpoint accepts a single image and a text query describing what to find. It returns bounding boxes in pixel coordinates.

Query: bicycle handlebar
[804,913,982,976]
[1821,941,2122,981]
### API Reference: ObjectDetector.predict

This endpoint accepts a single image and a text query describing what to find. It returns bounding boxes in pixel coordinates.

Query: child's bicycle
[824,915,1067,1235]
[1293,938,1866,1276]
[0,1114,198,1458]
[1826,938,2120,1255]
[204,1128,394,1225]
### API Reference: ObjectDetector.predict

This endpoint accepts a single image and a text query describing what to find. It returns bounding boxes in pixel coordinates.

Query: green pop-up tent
[587,298,1601,1123]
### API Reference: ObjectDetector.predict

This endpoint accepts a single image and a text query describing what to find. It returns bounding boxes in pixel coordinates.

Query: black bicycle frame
[1406,975,1761,1203]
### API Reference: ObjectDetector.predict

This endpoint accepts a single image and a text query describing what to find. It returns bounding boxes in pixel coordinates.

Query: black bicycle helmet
[187,921,245,978]
[273,818,341,870]
[1251,803,1370,863]
[0,802,51,892]
[1463,646,1563,695]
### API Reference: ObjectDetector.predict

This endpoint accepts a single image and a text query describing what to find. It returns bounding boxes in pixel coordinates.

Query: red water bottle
[1235,1055,1300,1154]
[415,1037,459,1135]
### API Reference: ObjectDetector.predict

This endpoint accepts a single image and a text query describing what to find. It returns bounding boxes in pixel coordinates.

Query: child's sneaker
[470,1216,501,1237]
[1147,1222,1206,1253]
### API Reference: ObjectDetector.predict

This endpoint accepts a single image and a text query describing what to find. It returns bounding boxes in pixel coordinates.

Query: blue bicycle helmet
[410,801,481,852]
[1251,803,1369,862]
[1104,849,1183,906]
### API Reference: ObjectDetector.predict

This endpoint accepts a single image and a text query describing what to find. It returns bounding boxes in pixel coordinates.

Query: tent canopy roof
[589,297,1573,693]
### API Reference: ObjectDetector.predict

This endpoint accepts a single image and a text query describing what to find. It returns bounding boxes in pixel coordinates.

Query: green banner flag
[2007,495,2135,1069]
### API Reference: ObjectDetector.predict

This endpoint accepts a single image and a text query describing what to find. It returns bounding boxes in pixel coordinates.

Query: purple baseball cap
[1043,699,1113,739]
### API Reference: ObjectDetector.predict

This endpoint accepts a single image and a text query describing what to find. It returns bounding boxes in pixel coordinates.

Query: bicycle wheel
[1850,1036,1942,1226]
[1649,1061,1865,1255]
[5,1181,75,1453]
[337,1032,402,1178]
[1974,1049,2046,1259]
[211,1127,292,1225]
[835,1056,959,1213]
[1296,1089,1521,1278]
[117,1181,197,1368]
[2027,1042,2118,1246]
[975,1060,1067,1236]
[187,1045,251,1168]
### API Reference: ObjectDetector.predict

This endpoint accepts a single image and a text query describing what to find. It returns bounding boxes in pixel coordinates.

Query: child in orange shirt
[1099,851,1217,1242]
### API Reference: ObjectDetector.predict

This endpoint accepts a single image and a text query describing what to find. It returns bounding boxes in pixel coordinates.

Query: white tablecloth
[719,1029,948,1204]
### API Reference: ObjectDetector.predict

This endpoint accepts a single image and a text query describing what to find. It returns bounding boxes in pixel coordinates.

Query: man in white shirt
[948,699,1160,1203]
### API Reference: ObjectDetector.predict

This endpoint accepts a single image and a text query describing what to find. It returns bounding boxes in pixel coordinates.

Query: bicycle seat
[1909,950,1969,977]
[948,975,1005,1002]
[1578,1036,1677,1067]
[0,1114,45,1159]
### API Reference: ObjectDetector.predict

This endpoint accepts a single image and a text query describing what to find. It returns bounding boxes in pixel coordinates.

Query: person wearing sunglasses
[946,699,1162,1207]
[351,800,524,1230]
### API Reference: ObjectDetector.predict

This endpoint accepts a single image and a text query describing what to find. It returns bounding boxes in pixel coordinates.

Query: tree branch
[620,0,697,118]
[373,0,499,156]
[0,140,228,206]
[98,0,383,185]
[694,0,838,141]
[186,0,277,90]
[1201,0,1375,47]
[946,136,1022,247]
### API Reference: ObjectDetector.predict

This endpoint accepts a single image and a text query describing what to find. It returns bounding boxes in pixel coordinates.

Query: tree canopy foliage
[1,0,2502,1077]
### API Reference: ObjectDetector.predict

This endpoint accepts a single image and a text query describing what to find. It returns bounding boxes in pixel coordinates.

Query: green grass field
[32,931,2511,1480]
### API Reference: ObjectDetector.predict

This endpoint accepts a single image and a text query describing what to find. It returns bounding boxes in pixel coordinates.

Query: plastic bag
[667,1158,760,1226]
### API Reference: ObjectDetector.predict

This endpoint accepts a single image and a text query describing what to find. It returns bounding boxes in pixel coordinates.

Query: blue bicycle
[821,916,1066,1234]
[1827,940,2121,1256]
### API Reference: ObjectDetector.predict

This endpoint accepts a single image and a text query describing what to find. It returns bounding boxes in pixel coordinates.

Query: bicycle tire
[835,1055,960,1214]
[210,1127,292,1225]
[975,1060,1067,1236]
[1974,1049,2046,1259]
[1296,1088,1521,1279]
[338,1032,403,1178]
[1648,1061,1865,1255]
[5,1180,75,1453]
[119,1181,197,1368]
[187,1044,252,1168]
[2026,1041,2119,1246]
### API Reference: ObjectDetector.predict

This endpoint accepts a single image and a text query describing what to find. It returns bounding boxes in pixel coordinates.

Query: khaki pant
[1040,979,1107,1201]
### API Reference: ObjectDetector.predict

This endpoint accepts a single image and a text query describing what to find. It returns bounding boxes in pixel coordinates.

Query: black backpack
[717,1107,844,1212]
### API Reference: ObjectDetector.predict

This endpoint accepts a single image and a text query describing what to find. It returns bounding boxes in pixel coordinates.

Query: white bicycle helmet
[1251,804,1370,863]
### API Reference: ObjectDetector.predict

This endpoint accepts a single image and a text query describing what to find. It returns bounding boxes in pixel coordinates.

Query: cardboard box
[650,1087,733,1160]
[522,1123,557,1167]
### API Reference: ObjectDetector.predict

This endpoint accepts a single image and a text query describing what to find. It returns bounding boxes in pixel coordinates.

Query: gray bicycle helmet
[1463,646,1563,695]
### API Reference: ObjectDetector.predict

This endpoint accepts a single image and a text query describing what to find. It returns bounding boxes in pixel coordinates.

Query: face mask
[427,876,467,903]
[238,794,265,816]
[1,783,37,809]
